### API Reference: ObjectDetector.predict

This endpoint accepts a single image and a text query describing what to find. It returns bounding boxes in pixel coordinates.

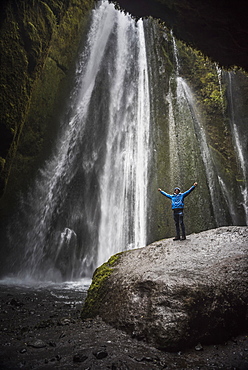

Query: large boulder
[82,226,248,351]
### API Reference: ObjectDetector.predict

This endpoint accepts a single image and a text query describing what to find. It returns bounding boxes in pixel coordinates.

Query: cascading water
[166,39,218,223]
[227,72,248,223]
[175,77,228,225]
[6,1,150,282]
[166,37,241,226]
[171,31,180,76]
[96,5,150,267]
[215,64,225,114]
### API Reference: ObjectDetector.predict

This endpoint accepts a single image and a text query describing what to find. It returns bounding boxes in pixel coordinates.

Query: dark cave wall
[0,0,95,209]
[116,0,248,72]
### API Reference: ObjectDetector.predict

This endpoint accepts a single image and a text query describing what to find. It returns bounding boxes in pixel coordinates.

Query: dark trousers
[173,209,185,238]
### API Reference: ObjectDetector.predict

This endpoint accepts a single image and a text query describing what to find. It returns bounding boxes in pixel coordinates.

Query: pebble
[93,349,108,359]
[27,339,46,348]
[195,343,203,351]
[73,353,88,362]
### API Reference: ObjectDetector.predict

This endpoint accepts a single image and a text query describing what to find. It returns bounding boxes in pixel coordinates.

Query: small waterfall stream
[176,77,227,225]
[228,72,248,223]
[165,37,248,227]
[167,39,227,225]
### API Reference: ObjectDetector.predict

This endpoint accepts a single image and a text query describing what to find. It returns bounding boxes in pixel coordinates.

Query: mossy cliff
[145,20,248,242]
[0,0,95,212]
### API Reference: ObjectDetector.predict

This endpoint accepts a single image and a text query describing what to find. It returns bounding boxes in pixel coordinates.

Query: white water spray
[7,1,150,281]
[215,64,225,114]
[166,85,180,182]
[96,10,150,266]
[171,31,180,75]
[176,76,227,225]
[228,72,248,223]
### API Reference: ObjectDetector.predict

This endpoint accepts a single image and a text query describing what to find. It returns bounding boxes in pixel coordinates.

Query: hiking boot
[173,236,180,241]
[181,236,186,240]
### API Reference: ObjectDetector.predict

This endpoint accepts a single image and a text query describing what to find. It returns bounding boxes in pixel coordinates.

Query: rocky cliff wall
[145,20,248,242]
[0,0,95,213]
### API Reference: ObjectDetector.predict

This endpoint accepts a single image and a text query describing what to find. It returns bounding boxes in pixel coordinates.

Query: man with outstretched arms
[158,182,198,241]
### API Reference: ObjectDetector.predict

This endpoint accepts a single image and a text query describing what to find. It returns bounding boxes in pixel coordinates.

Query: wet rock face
[82,226,248,351]
[0,0,94,199]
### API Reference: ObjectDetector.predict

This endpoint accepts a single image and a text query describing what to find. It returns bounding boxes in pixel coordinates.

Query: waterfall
[215,64,225,114]
[166,85,180,184]
[167,39,237,226]
[176,77,225,224]
[171,32,180,75]
[96,7,150,266]
[228,72,248,223]
[7,1,150,282]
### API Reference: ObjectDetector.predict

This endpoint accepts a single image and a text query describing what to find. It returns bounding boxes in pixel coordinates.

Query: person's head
[174,187,180,194]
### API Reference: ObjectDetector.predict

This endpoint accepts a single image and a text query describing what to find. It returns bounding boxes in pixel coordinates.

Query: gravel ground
[0,282,247,369]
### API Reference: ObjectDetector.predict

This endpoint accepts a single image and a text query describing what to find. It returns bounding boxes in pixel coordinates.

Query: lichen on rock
[81,253,123,320]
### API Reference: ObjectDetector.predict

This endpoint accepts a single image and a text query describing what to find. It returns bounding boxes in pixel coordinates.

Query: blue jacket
[160,186,195,210]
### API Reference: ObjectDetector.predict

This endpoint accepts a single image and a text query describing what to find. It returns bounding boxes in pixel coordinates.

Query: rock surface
[82,226,248,351]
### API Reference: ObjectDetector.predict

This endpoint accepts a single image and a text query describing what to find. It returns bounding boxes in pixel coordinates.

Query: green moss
[176,40,239,174]
[81,253,122,320]
[161,46,173,71]
[0,0,56,198]
[0,0,94,203]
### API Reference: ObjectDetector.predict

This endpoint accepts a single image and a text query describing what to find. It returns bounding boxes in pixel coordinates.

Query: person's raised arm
[158,188,172,199]
[182,182,198,197]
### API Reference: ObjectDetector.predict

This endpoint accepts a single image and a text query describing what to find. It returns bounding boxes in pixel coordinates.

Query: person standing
[158,182,198,240]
